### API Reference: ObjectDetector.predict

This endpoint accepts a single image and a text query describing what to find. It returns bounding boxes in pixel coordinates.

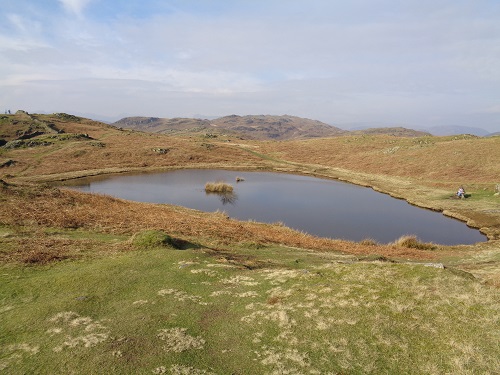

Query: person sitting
[457,186,465,199]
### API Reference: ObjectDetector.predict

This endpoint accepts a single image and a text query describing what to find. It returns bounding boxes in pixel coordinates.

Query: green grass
[132,230,176,250]
[1,245,500,374]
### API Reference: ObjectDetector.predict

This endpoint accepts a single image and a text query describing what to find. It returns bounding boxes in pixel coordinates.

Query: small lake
[64,169,485,245]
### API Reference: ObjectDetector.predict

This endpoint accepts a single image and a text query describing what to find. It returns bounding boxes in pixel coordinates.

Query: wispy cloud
[58,0,94,17]
[0,0,499,131]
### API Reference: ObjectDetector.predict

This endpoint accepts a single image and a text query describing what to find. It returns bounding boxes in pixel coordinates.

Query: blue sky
[1,0,500,131]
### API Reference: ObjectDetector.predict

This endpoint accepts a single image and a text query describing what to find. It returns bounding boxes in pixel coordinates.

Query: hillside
[113,116,212,134]
[114,115,440,140]
[1,111,499,241]
[0,110,62,145]
[210,114,346,140]
[114,114,346,140]
[2,111,500,374]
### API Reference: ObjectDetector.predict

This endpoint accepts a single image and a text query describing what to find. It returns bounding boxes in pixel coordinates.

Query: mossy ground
[2,244,499,374]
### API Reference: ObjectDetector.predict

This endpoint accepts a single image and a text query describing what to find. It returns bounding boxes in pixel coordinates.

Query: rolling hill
[113,114,347,140]
[114,115,434,140]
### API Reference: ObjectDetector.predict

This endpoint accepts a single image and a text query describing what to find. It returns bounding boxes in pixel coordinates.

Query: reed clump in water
[205,181,234,194]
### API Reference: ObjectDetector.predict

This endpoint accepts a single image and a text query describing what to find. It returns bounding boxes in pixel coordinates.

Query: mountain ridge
[113,115,431,140]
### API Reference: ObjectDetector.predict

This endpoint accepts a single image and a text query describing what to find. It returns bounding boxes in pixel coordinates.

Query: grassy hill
[114,114,347,140]
[210,114,347,140]
[113,116,213,134]
[1,111,500,374]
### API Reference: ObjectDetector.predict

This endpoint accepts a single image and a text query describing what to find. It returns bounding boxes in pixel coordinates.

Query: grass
[1,245,500,374]
[392,235,437,250]
[204,181,234,194]
[0,183,443,262]
[132,230,176,249]
[1,112,500,373]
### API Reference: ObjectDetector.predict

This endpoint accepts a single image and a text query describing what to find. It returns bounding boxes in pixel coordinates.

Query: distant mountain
[351,127,431,137]
[113,117,211,133]
[487,132,500,137]
[342,123,493,137]
[425,126,489,136]
[113,114,346,140]
[210,115,346,140]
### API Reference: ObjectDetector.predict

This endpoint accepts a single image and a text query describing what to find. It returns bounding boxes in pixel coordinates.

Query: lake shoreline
[12,162,499,242]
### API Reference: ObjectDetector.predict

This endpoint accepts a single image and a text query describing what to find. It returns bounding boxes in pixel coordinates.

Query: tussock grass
[204,181,233,193]
[359,238,379,246]
[392,235,437,250]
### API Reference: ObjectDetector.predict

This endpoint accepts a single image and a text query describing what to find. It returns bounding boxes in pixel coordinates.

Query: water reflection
[63,169,486,245]
[206,191,238,205]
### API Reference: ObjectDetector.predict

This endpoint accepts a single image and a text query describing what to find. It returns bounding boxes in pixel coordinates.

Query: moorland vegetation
[1,111,499,374]
[205,181,234,194]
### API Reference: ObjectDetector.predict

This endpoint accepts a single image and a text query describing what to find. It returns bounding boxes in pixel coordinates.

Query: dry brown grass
[1,113,500,278]
[0,113,268,182]
[2,115,499,240]
[0,227,128,264]
[359,238,379,246]
[256,135,500,188]
[0,183,441,263]
[205,181,234,193]
[391,235,436,250]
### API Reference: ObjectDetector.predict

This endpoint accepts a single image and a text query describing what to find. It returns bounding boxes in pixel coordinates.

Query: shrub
[132,230,175,250]
[205,181,233,193]
[392,235,436,250]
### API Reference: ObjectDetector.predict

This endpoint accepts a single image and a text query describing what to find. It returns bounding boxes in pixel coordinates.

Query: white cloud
[1,0,500,131]
[58,0,94,17]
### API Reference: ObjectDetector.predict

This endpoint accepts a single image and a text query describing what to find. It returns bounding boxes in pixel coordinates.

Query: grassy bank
[2,244,500,374]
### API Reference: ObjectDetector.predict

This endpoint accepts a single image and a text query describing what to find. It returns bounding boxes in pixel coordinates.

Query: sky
[1,0,500,131]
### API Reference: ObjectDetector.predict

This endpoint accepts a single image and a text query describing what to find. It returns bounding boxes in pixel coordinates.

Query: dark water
[64,169,486,245]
